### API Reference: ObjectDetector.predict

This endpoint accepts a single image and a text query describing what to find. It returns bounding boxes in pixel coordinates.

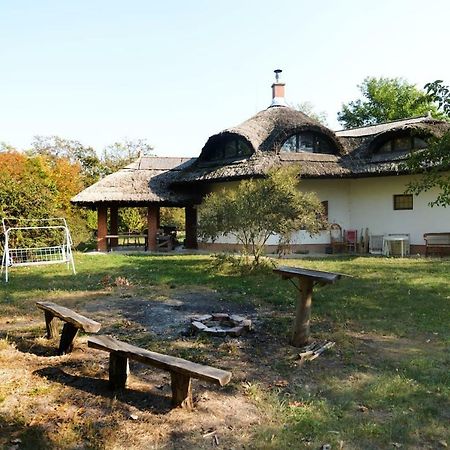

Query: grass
[0,253,449,449]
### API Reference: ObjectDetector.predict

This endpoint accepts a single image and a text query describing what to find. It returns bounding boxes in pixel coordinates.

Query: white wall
[201,174,450,247]
[347,175,450,245]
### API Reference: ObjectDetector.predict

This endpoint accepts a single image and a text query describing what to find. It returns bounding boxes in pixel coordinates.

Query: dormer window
[203,138,252,162]
[376,135,428,154]
[281,132,336,154]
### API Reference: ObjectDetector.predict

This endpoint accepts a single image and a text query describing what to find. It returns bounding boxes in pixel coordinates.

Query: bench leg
[291,278,313,347]
[109,353,129,389]
[44,311,58,339]
[171,372,193,410]
[58,323,79,355]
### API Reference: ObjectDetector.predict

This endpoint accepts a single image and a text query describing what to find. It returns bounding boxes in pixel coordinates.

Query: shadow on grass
[0,418,53,450]
[34,366,172,414]
[0,329,59,356]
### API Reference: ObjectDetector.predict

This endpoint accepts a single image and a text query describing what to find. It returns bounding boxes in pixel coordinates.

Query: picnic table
[105,234,147,251]
[273,266,346,347]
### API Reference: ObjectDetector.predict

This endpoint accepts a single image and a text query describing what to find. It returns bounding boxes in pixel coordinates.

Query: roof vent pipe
[271,69,288,107]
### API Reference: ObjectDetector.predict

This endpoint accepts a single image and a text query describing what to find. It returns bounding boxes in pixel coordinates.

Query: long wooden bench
[88,335,232,410]
[424,233,450,256]
[36,301,101,355]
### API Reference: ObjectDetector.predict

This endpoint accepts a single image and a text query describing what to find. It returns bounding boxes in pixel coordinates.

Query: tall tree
[293,101,328,125]
[405,80,450,206]
[30,136,103,186]
[102,138,154,173]
[337,77,441,128]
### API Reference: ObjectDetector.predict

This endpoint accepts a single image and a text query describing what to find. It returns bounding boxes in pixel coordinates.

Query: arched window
[281,132,336,154]
[376,135,428,154]
[203,138,252,162]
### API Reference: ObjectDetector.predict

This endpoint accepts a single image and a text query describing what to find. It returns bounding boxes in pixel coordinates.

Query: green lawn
[1,253,449,449]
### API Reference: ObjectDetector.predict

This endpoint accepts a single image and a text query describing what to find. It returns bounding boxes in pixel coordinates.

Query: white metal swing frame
[1,217,76,282]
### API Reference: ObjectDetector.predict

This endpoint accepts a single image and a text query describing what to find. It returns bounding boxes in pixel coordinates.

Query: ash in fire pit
[191,313,252,337]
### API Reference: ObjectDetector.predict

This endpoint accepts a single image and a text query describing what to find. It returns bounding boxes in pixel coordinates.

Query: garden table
[382,235,410,257]
[273,266,346,347]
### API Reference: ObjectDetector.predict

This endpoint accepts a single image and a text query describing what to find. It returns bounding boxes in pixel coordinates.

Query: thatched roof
[199,106,344,158]
[72,112,450,207]
[174,113,450,184]
[71,157,199,207]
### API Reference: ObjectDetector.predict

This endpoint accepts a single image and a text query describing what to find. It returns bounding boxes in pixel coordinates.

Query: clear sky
[1,0,449,157]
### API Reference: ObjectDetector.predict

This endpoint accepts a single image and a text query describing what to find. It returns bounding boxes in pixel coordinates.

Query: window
[204,138,252,162]
[377,135,428,154]
[393,194,413,210]
[281,132,335,154]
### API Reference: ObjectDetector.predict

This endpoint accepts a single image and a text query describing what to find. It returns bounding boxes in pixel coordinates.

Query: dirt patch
[82,286,257,338]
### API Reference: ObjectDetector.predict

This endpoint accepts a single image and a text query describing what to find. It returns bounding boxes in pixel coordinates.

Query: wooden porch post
[185,206,198,249]
[147,205,159,251]
[97,205,108,252]
[110,206,119,248]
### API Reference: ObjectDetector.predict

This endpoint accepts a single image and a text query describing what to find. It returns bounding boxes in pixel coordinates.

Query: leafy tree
[30,136,104,186]
[405,80,450,206]
[160,207,184,229]
[337,77,441,128]
[102,138,154,173]
[293,101,328,125]
[0,150,91,247]
[198,166,327,268]
[118,208,146,233]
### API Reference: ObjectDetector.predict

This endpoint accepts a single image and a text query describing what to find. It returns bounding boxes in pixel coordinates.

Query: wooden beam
[171,372,193,410]
[291,277,313,347]
[44,311,58,339]
[58,323,79,355]
[97,205,108,252]
[109,353,129,389]
[147,205,159,251]
[185,206,198,249]
[110,206,119,248]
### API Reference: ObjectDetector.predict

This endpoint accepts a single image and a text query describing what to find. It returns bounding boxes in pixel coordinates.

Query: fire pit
[191,313,252,337]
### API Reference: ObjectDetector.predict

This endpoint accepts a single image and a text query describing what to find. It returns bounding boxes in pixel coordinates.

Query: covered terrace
[71,157,202,252]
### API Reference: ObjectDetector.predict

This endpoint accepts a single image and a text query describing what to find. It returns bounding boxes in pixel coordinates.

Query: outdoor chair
[330,223,345,253]
[345,229,358,253]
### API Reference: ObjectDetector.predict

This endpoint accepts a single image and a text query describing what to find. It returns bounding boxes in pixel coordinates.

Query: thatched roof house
[72,71,450,253]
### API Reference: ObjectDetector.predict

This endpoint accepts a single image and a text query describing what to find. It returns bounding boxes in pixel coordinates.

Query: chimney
[271,69,288,107]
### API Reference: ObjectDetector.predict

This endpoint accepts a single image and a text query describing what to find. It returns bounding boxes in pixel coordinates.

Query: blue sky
[0,0,449,156]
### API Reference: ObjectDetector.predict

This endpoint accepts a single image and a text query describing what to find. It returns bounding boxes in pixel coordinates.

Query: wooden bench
[88,335,232,410]
[36,301,101,355]
[424,233,450,256]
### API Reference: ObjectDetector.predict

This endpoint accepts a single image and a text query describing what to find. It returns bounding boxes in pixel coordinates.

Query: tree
[293,101,328,125]
[337,77,442,128]
[405,80,450,206]
[30,136,104,186]
[102,138,154,173]
[198,166,327,268]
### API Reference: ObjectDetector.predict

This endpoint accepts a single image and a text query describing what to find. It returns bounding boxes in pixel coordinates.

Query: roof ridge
[335,115,429,133]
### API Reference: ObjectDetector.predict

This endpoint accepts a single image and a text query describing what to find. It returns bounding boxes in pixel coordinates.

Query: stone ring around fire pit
[191,313,252,337]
